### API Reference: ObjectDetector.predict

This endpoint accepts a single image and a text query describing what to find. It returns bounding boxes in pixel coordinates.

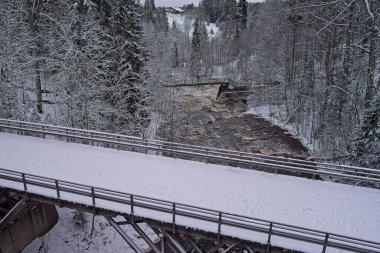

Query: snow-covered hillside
[167,12,219,38]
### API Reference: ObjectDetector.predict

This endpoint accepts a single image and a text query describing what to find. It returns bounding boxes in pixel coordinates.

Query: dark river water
[159,86,309,158]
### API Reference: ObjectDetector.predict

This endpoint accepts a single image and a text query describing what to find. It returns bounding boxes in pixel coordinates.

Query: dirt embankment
[160,87,308,158]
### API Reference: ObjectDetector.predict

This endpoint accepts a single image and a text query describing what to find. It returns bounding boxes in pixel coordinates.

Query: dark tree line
[0,0,150,135]
[243,0,379,166]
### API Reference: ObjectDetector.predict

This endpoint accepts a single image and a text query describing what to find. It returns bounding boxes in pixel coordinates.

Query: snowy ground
[167,13,219,39]
[23,208,157,253]
[1,133,380,252]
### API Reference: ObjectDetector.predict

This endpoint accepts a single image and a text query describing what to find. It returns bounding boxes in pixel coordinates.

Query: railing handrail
[1,119,380,185]
[0,167,379,253]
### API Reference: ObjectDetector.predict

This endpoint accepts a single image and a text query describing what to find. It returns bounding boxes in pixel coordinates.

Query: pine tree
[223,0,238,20]
[0,0,20,119]
[238,0,248,28]
[351,94,380,168]
[25,0,47,114]
[143,0,156,22]
[199,20,209,41]
[190,18,202,77]
[172,42,181,68]
[199,0,224,23]
[95,0,150,135]
[221,0,238,39]
[190,17,210,77]
[155,7,169,32]
[53,0,103,129]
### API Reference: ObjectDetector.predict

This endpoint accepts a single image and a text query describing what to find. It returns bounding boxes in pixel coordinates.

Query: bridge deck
[0,132,379,252]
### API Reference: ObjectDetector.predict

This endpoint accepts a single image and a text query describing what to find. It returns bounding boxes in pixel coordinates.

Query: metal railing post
[322,233,329,253]
[172,203,176,234]
[91,187,96,206]
[130,195,134,217]
[22,173,27,192]
[17,122,21,135]
[266,222,273,253]
[217,212,222,244]
[55,180,61,205]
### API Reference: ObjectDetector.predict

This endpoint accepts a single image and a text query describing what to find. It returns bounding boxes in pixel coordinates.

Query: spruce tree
[53,0,103,129]
[172,21,178,30]
[143,0,156,22]
[221,0,238,39]
[95,0,150,135]
[351,94,380,168]
[155,7,169,32]
[200,0,224,23]
[238,0,248,28]
[190,18,202,78]
[172,42,181,68]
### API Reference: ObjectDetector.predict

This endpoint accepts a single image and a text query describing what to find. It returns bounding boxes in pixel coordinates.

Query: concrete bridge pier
[0,195,58,253]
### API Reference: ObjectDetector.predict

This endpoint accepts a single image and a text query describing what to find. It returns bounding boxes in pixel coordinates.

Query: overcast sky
[153,0,265,7]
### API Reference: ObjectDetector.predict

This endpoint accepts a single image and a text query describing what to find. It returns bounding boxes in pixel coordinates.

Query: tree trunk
[338,1,353,124]
[364,17,377,109]
[26,0,43,114]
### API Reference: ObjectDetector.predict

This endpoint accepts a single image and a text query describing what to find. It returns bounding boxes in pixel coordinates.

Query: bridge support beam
[161,230,187,253]
[104,216,144,253]
[206,243,222,253]
[181,234,203,253]
[124,216,161,253]
[220,243,238,253]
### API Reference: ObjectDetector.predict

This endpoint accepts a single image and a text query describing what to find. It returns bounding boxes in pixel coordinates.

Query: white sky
[152,0,265,7]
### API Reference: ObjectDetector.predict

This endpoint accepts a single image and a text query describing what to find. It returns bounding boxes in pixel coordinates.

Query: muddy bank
[159,87,308,159]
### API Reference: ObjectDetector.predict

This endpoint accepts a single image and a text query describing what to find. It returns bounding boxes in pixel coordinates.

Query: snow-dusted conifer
[351,94,380,169]
[238,0,248,28]
[94,0,150,135]
[191,18,202,77]
[172,42,181,68]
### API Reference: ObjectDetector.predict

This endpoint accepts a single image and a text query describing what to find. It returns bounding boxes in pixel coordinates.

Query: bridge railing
[0,119,379,185]
[0,167,379,253]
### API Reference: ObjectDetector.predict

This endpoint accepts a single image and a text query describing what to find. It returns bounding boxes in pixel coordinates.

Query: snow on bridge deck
[1,132,380,252]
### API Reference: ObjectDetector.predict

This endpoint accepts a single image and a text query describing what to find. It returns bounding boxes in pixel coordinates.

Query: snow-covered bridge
[0,119,380,253]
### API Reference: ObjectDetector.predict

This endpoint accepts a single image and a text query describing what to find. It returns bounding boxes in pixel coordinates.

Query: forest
[0,0,379,168]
